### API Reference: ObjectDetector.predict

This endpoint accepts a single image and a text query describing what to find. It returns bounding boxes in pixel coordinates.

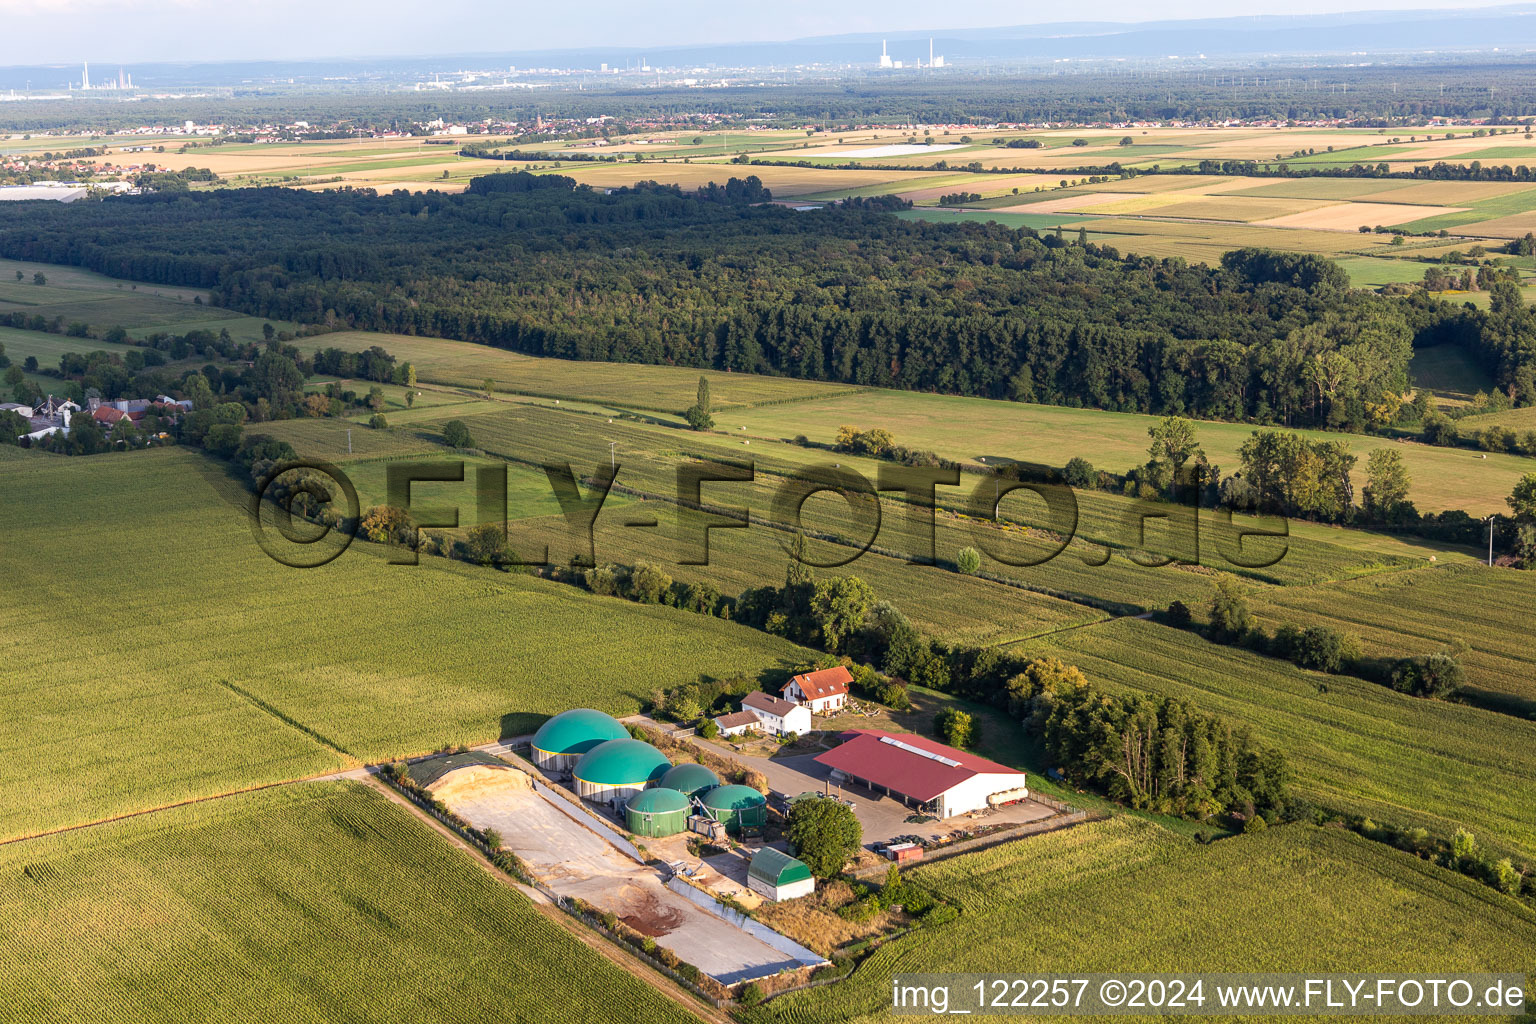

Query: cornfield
[750,818,1536,1024]
[0,782,701,1024]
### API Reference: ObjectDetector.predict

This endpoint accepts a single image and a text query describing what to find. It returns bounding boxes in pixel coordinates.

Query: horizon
[1,0,1522,68]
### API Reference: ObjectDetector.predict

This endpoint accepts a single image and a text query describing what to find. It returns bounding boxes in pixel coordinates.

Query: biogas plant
[405,707,827,991]
[530,708,767,838]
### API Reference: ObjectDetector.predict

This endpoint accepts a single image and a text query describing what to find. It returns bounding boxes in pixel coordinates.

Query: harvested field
[555,162,939,197]
[1075,173,1247,193]
[897,173,1064,202]
[1228,178,1420,201]
[994,191,1159,214]
[1367,180,1536,205]
[1256,201,1465,230]
[1448,211,1536,238]
[1141,196,1331,222]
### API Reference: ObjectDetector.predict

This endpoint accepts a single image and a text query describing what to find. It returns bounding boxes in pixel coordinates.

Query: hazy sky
[0,0,1515,66]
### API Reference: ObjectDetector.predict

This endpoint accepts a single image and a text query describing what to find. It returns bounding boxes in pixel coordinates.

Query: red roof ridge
[812,729,1024,801]
[784,665,852,699]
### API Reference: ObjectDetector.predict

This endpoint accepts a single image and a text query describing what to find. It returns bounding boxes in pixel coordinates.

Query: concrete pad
[442,774,804,984]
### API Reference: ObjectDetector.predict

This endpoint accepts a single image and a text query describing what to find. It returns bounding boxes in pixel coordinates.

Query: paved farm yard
[686,743,1056,846]
[442,777,804,984]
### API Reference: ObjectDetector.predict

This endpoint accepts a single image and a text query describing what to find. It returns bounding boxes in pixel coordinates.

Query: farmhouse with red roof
[782,665,851,714]
[813,729,1029,819]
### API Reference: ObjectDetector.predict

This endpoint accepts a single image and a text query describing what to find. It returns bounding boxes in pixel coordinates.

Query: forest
[0,171,1528,427]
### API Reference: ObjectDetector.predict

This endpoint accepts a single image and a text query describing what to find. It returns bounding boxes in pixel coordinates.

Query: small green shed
[747,847,815,901]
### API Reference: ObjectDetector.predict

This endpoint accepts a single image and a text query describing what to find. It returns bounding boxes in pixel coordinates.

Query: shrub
[442,419,474,448]
[628,561,672,603]
[1493,858,1522,895]
[920,904,958,927]
[955,547,982,574]
[934,707,977,749]
[464,523,509,567]
[1390,649,1464,698]
[1164,600,1192,628]
[739,982,765,1007]
[368,413,388,430]
[584,563,623,596]
[1063,456,1096,488]
[1208,574,1253,642]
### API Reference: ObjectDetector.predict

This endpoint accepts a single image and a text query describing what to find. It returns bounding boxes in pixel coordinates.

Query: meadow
[240,390,1480,673]
[751,817,1536,1024]
[1018,617,1536,862]
[0,447,812,840]
[1252,564,1536,713]
[0,782,703,1024]
[311,330,854,410]
[402,398,1448,571]
[1409,343,1500,408]
[0,258,293,347]
[718,384,1529,515]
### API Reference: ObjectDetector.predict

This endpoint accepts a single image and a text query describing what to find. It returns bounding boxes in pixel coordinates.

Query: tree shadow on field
[500,710,548,741]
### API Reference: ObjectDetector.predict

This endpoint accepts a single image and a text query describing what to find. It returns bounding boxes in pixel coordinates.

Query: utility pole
[347,429,352,455]
[608,440,617,470]
[1483,515,1495,566]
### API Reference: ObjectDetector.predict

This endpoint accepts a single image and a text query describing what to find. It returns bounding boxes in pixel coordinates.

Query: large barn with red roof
[813,729,1030,819]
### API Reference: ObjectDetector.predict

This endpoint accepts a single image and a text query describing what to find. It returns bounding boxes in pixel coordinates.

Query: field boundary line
[983,609,1153,649]
[0,770,363,849]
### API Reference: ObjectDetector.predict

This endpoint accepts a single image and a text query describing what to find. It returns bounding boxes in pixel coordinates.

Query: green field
[314,330,855,411]
[898,207,1102,235]
[1253,564,1536,712]
[1288,144,1425,165]
[0,324,159,393]
[1410,344,1498,408]
[0,257,208,302]
[1336,255,1443,289]
[751,817,1536,1024]
[0,260,290,345]
[1018,617,1536,861]
[1457,404,1536,434]
[0,782,702,1024]
[337,453,628,522]
[718,384,1527,515]
[354,399,1456,601]
[0,447,811,840]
